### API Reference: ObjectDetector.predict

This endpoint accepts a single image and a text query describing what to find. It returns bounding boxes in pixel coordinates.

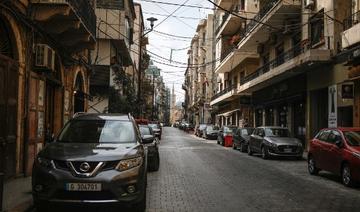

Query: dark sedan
[248,127,303,159]
[202,125,219,140]
[233,127,254,152]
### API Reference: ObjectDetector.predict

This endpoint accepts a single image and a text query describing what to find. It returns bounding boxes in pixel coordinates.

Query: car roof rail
[73,112,87,118]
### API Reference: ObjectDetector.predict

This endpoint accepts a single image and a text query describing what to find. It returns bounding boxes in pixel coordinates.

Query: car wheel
[308,155,319,175]
[261,146,269,159]
[217,139,220,144]
[342,163,354,187]
[247,145,253,156]
[149,154,160,172]
[232,143,236,150]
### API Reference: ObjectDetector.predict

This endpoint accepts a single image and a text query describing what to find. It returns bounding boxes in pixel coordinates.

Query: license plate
[65,183,102,191]
[284,148,292,153]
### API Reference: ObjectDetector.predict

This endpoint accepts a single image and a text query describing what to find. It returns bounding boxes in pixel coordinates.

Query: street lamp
[143,17,158,38]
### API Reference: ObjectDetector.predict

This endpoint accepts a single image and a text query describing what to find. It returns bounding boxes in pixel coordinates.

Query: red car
[308,127,360,186]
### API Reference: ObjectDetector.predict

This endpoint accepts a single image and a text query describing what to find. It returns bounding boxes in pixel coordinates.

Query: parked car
[184,123,194,132]
[248,126,303,159]
[139,124,160,171]
[32,113,151,212]
[202,125,219,140]
[217,126,238,147]
[149,123,162,140]
[308,128,360,187]
[195,124,207,137]
[233,127,254,152]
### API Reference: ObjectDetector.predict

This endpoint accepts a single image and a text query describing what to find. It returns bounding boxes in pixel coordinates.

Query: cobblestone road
[146,127,360,212]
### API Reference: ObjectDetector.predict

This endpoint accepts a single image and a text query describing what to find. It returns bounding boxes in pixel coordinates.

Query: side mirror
[46,134,55,144]
[335,139,343,148]
[142,135,154,144]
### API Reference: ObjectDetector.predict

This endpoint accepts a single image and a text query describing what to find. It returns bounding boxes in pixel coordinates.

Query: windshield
[139,125,152,136]
[58,120,135,143]
[149,124,159,129]
[265,128,289,137]
[241,128,254,136]
[207,125,219,131]
[344,131,360,146]
[199,124,207,130]
[224,126,237,133]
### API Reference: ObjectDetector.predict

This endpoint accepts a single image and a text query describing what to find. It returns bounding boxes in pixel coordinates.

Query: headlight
[267,142,277,148]
[352,152,360,159]
[37,157,54,169]
[116,157,143,172]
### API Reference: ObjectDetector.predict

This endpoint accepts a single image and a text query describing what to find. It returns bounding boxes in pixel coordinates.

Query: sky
[134,0,214,103]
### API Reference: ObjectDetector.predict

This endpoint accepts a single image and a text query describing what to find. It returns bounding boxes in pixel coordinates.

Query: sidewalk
[3,177,33,212]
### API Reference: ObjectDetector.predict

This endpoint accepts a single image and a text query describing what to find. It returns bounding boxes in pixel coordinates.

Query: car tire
[261,146,269,160]
[342,163,354,187]
[217,139,220,144]
[232,143,236,150]
[247,145,253,156]
[149,154,160,172]
[308,155,320,175]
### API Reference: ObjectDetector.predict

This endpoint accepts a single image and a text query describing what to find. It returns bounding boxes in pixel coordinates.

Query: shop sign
[341,83,354,99]
[328,85,337,128]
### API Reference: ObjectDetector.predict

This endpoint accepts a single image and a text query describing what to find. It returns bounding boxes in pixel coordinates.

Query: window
[58,120,135,143]
[318,130,330,142]
[265,128,290,137]
[344,131,360,146]
[327,130,342,144]
[239,0,245,11]
[309,9,324,46]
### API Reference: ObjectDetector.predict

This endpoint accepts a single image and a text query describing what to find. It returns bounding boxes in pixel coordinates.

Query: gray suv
[32,114,154,211]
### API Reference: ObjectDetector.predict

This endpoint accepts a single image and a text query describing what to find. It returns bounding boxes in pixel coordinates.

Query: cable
[136,0,214,10]
[142,11,202,20]
[153,0,191,30]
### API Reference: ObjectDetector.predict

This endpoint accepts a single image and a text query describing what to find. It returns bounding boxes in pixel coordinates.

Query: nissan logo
[79,162,91,173]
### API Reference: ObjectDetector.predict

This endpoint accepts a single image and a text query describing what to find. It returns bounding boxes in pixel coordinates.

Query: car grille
[277,145,299,153]
[53,160,119,172]
[54,191,116,200]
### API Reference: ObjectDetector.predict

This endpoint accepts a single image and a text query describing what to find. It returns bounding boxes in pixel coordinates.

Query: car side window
[253,129,258,136]
[318,130,330,142]
[259,129,265,137]
[328,130,342,144]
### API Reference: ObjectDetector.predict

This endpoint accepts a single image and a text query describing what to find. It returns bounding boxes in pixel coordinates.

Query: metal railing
[216,8,232,35]
[243,0,279,36]
[211,84,237,101]
[32,0,96,37]
[97,0,124,10]
[344,10,360,30]
[240,42,308,85]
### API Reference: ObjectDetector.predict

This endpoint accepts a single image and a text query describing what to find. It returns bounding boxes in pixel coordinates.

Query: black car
[202,125,219,139]
[149,123,162,140]
[32,113,154,212]
[248,126,303,159]
[233,127,254,152]
[139,124,160,171]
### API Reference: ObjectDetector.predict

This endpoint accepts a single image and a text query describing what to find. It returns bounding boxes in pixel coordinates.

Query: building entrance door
[0,55,18,179]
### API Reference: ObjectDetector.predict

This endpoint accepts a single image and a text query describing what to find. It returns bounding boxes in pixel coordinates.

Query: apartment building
[211,0,360,148]
[0,0,96,177]
[183,15,216,126]
[89,0,136,113]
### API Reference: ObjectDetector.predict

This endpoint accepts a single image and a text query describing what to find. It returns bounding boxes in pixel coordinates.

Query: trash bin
[0,172,3,211]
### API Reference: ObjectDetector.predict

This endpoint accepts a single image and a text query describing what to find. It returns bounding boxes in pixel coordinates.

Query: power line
[153,0,191,29]
[142,11,202,20]
[136,0,214,10]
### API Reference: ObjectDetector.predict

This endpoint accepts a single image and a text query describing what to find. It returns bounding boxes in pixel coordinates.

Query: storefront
[252,74,307,144]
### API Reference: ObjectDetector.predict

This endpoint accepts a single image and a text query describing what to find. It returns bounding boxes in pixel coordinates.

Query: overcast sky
[134,0,214,103]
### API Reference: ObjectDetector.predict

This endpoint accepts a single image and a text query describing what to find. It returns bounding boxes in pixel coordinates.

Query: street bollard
[0,172,3,212]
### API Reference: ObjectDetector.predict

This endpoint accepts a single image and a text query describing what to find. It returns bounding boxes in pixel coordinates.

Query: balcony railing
[216,7,232,35]
[344,10,360,30]
[97,0,124,9]
[241,0,280,40]
[211,84,237,101]
[240,42,308,85]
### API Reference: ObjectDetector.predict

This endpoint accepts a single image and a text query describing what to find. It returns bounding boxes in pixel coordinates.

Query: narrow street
[146,127,360,212]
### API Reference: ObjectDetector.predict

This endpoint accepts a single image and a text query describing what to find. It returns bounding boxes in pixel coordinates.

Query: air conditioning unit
[305,0,315,9]
[35,44,55,71]
[257,44,264,54]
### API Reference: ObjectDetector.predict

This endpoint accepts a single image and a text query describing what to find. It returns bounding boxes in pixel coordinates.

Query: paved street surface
[146,127,360,212]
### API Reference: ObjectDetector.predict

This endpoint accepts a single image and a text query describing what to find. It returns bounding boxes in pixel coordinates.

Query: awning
[216,109,240,117]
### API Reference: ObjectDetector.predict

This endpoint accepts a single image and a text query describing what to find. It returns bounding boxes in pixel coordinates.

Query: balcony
[216,0,233,11]
[238,41,331,93]
[210,84,239,106]
[31,0,96,52]
[215,48,258,74]
[236,0,301,53]
[216,7,244,36]
[342,11,360,49]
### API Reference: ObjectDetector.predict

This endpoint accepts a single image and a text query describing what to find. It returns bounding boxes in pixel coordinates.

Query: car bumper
[268,146,303,157]
[32,163,146,206]
[205,134,217,139]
